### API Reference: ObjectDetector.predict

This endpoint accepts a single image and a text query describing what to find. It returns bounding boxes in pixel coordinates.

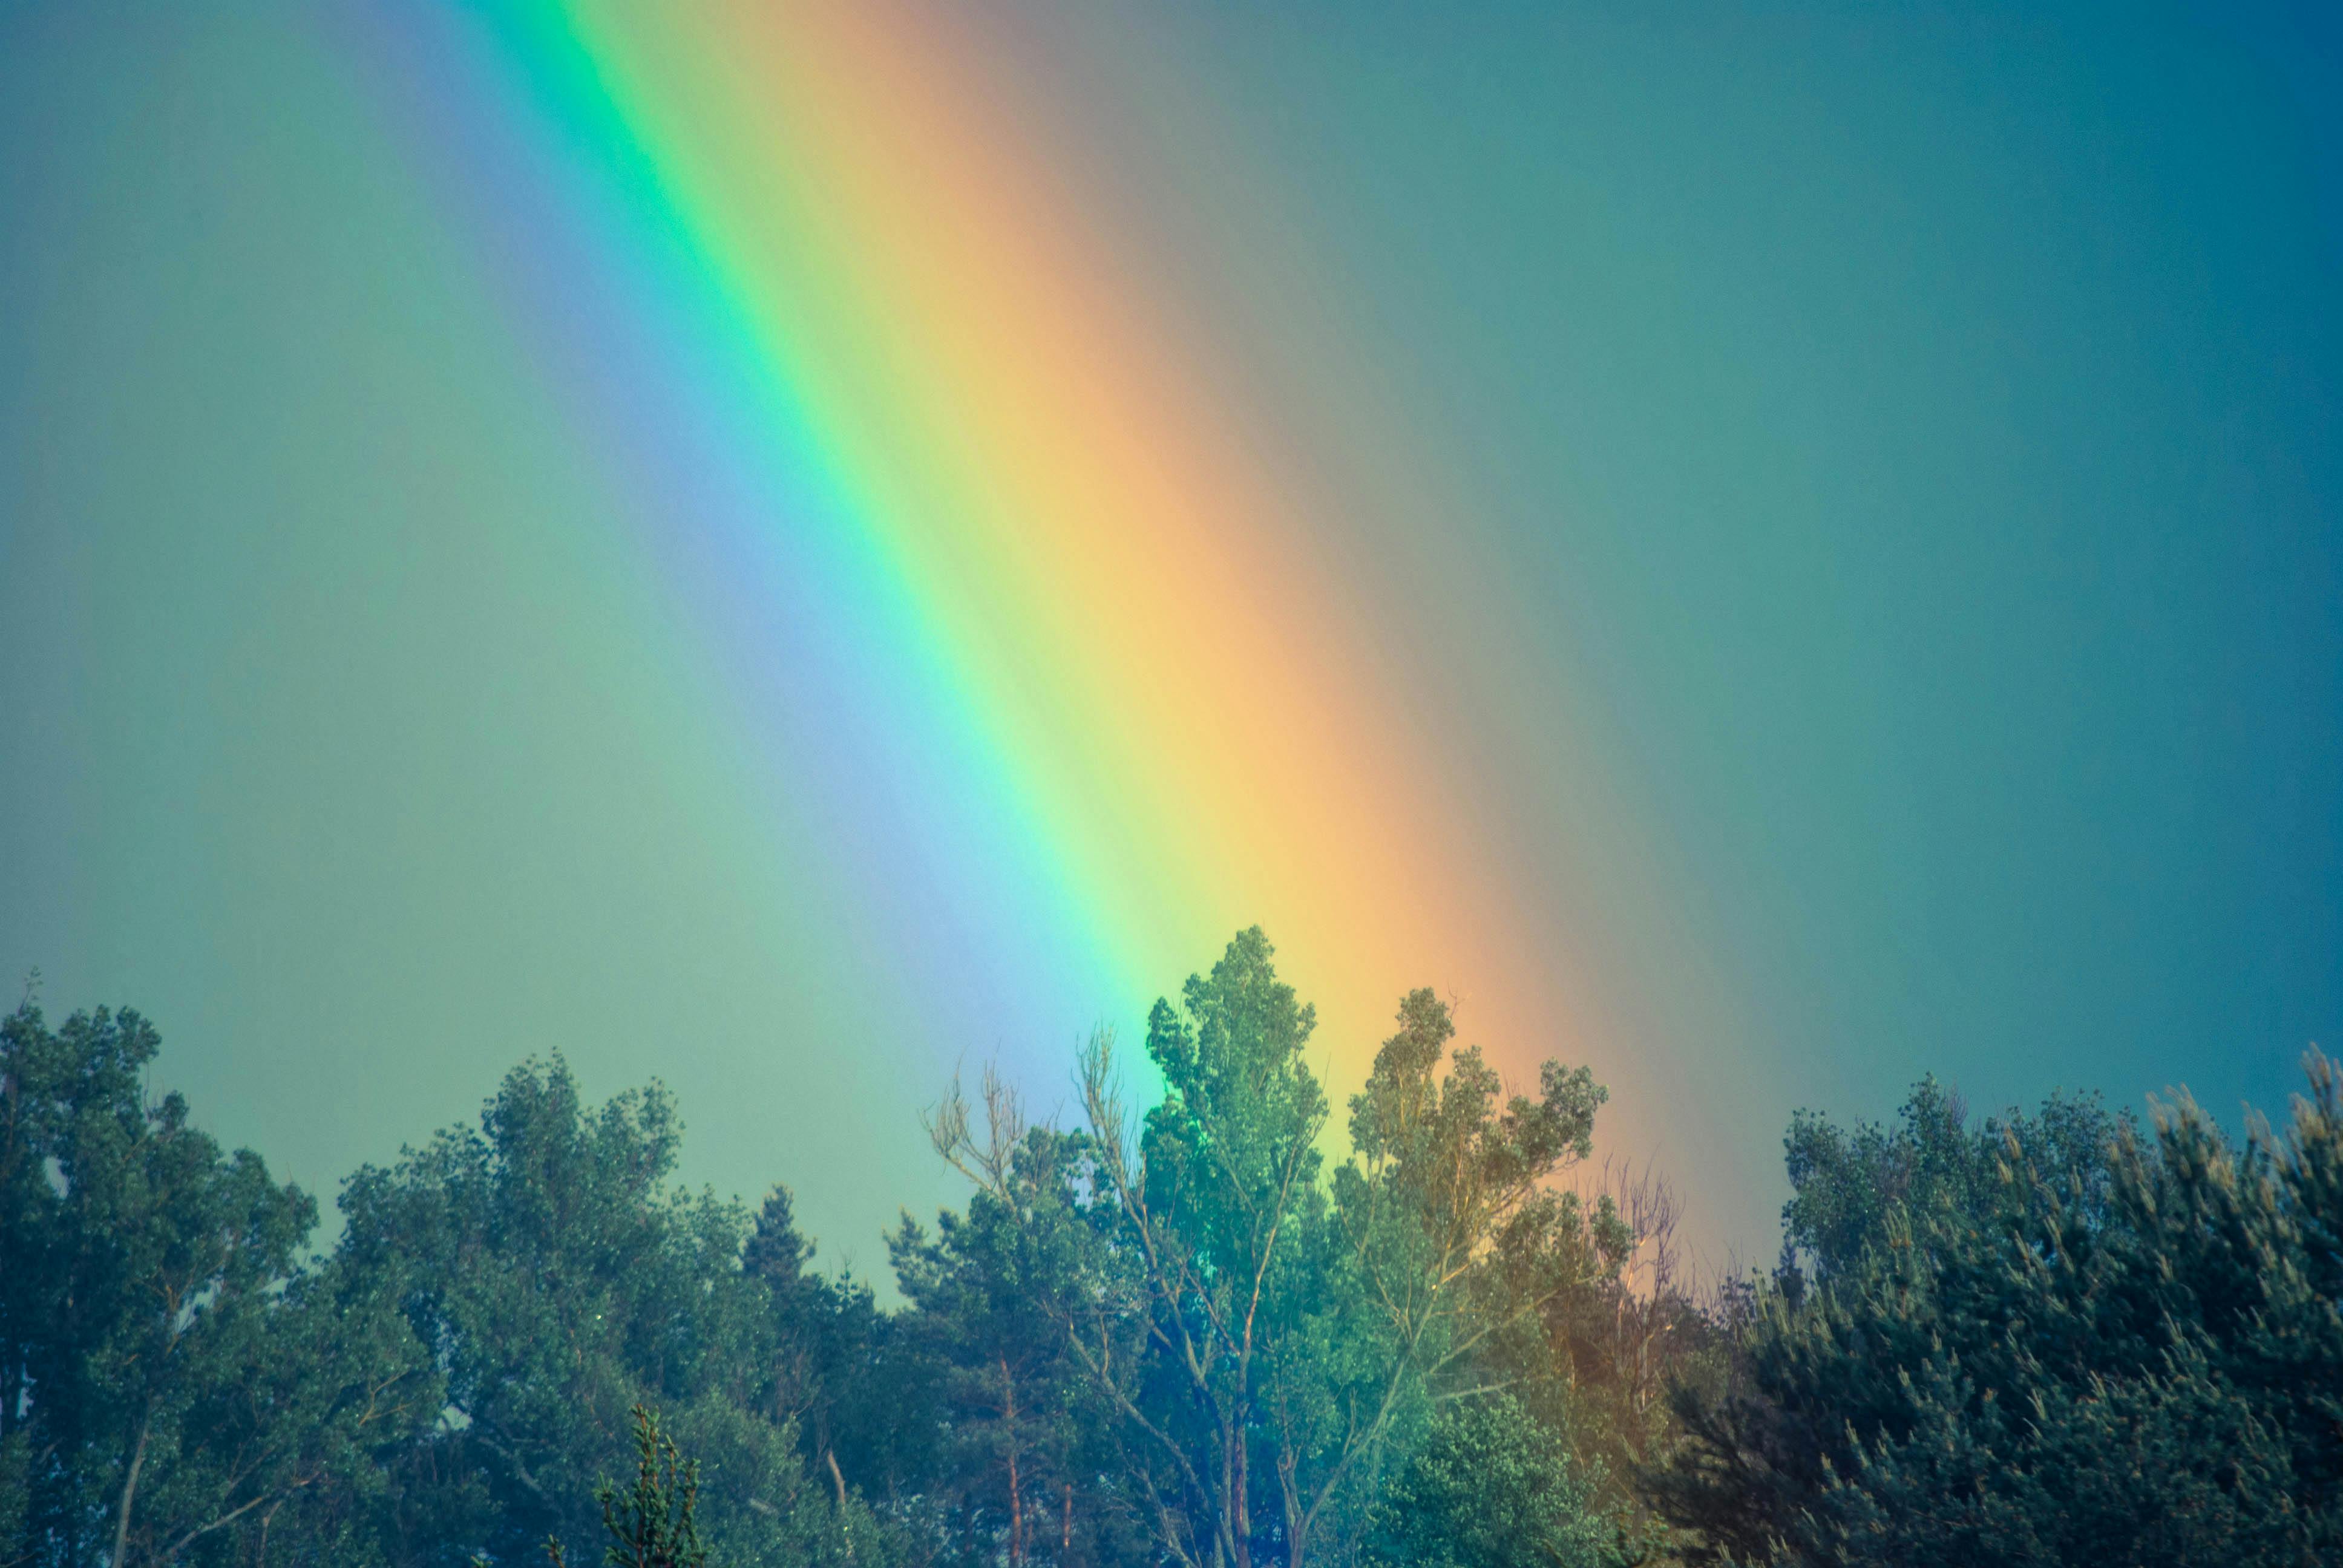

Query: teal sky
[1130,1,2343,1144]
[4,1,2338,1268]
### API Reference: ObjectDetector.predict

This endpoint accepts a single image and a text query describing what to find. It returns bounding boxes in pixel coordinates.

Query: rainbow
[332,0,1619,1114]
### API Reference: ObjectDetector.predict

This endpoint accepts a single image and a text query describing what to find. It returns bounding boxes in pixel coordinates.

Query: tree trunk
[1001,1358,1024,1566]
[824,1445,848,1513]
[824,1449,853,1561]
[1229,1410,1252,1568]
[111,1408,152,1568]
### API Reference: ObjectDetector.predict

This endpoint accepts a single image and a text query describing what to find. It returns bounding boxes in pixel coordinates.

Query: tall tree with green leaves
[0,1000,434,1568]
[1775,1077,2128,1292]
[902,1070,1138,1567]
[1362,1393,1616,1568]
[335,1056,871,1568]
[742,1186,914,1518]
[1653,1055,2343,1566]
[929,929,1629,1568]
[546,1405,708,1568]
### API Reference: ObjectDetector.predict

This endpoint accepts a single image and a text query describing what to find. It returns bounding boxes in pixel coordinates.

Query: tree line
[3,927,2337,1567]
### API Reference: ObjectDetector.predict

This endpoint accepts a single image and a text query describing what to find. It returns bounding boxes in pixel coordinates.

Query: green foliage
[566,1405,707,1568]
[0,999,434,1568]
[744,1186,923,1517]
[1364,1394,1615,1568]
[334,1056,875,1568]
[1536,1168,1725,1563]
[893,1085,1133,1567]
[1776,1076,2127,1289]
[12,938,2339,1568]
[0,1429,33,1568]
[925,928,1639,1568]
[83,922,2343,1568]
[1654,1054,2343,1567]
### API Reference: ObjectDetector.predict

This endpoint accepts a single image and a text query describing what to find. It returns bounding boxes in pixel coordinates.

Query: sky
[2,0,2338,1273]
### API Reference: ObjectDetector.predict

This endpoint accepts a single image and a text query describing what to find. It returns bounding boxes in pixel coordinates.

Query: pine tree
[1653,1053,2343,1566]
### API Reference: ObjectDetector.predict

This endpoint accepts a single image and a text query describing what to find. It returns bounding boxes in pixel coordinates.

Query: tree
[1775,1077,2126,1290]
[1076,939,1323,1567]
[928,929,1629,1568]
[0,1000,433,1568]
[1539,1163,1720,1563]
[744,1185,933,1547]
[1362,1394,1614,1568]
[4,943,1691,1568]
[335,1056,867,1568]
[1652,1054,2343,1566]
[902,1070,1138,1567]
[546,1405,707,1568]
